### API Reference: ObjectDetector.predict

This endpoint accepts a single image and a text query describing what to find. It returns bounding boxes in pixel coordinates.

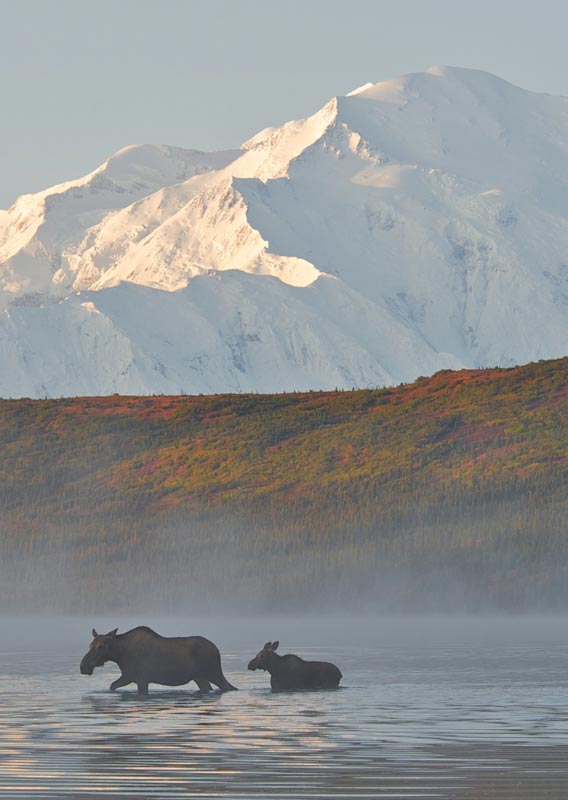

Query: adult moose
[80,626,237,695]
[248,641,342,690]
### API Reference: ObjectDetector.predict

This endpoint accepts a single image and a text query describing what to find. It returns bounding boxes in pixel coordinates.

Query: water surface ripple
[0,616,567,799]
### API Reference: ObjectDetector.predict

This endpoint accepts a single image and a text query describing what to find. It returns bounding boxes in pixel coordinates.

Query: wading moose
[248,640,342,690]
[80,626,237,695]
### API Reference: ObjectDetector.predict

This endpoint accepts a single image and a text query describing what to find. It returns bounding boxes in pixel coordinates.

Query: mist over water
[2,510,567,615]
[1,614,567,799]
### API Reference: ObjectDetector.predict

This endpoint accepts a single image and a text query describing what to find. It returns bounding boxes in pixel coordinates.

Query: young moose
[80,626,237,696]
[248,641,342,690]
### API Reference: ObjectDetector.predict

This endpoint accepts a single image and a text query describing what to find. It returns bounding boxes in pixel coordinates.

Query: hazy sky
[2,0,568,207]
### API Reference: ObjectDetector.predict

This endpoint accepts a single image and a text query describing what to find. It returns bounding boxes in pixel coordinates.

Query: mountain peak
[2,67,568,397]
[343,65,525,105]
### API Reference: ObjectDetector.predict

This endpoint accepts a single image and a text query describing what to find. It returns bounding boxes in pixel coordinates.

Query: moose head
[79,628,118,675]
[247,640,280,671]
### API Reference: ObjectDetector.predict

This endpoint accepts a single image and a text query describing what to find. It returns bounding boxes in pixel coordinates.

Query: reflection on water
[0,616,567,798]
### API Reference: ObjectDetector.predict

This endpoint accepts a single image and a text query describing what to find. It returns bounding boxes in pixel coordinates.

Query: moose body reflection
[248,641,342,690]
[80,626,237,695]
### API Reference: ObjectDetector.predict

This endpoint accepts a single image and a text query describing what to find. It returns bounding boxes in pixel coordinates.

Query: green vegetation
[1,357,568,612]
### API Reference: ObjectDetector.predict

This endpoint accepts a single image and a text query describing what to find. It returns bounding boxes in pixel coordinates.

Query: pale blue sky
[2,0,567,206]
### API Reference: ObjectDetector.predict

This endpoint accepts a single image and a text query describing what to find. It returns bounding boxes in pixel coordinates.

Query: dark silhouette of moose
[248,640,342,690]
[80,626,237,695]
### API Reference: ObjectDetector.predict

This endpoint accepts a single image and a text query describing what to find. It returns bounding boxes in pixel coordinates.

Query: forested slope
[1,357,567,612]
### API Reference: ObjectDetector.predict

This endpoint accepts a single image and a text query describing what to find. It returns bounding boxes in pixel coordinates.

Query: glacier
[2,65,568,397]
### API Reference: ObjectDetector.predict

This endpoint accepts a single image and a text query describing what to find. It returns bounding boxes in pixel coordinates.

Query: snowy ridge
[1,66,568,397]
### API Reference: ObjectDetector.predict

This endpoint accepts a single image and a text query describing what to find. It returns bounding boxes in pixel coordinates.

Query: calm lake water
[0,615,567,799]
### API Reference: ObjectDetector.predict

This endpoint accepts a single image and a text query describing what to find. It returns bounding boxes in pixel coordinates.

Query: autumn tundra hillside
[1,357,568,612]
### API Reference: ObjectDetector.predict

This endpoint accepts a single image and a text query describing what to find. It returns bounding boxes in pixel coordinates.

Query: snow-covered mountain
[2,65,568,397]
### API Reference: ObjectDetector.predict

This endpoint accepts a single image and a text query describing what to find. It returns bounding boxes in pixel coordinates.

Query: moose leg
[210,669,238,692]
[137,682,149,696]
[109,674,132,692]
[195,679,212,693]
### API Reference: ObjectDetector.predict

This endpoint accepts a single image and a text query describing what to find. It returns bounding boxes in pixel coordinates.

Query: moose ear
[272,641,279,651]
[263,641,272,649]
[106,628,118,638]
[92,629,98,638]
